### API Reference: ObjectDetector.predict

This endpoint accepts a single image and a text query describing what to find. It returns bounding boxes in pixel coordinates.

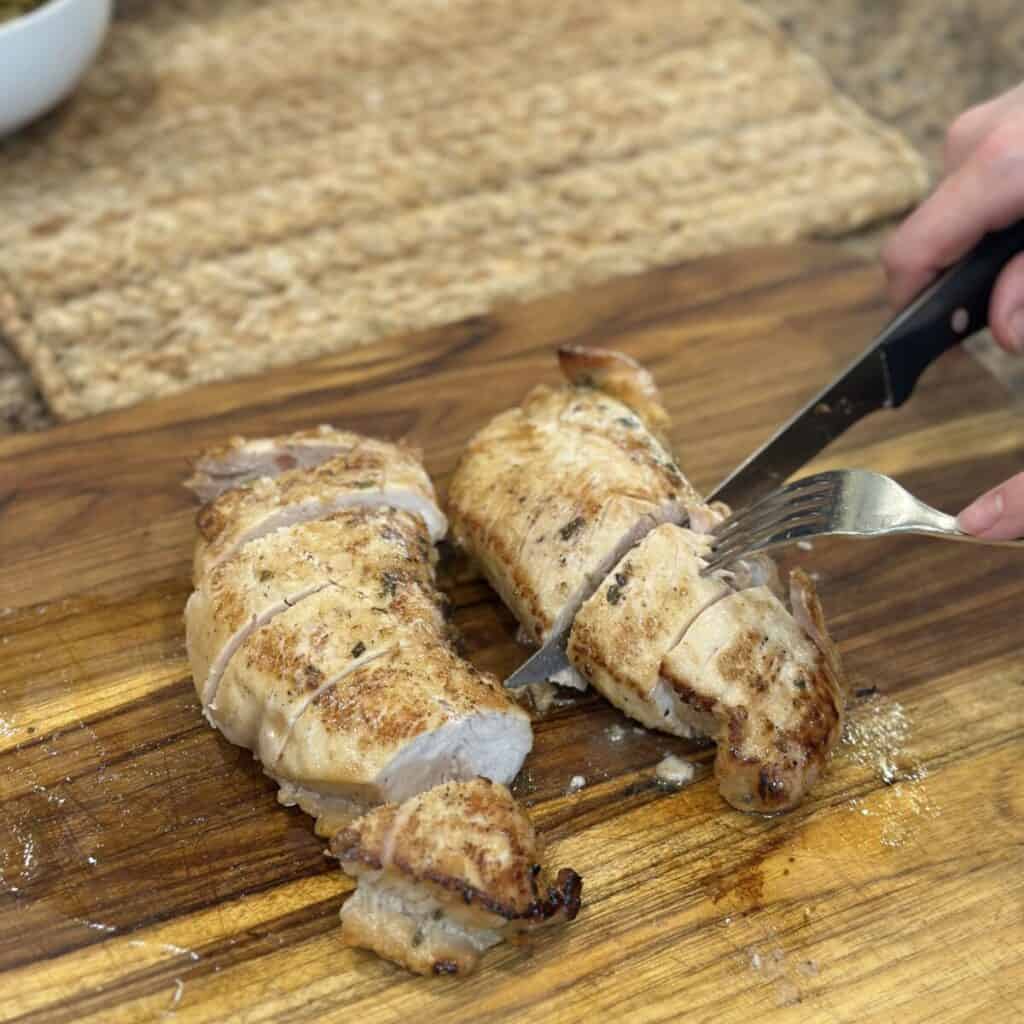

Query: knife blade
[708,218,1024,510]
[505,219,1024,689]
[504,633,571,689]
[706,342,891,510]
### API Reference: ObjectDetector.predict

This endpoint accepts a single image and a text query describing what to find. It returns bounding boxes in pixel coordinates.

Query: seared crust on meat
[660,579,844,813]
[209,572,444,756]
[557,345,671,447]
[331,779,582,975]
[789,568,845,687]
[186,508,435,708]
[274,639,531,810]
[448,349,699,646]
[332,778,578,920]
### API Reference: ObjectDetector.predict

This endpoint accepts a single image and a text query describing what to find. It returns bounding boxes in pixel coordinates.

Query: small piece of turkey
[185,425,362,502]
[448,346,700,676]
[191,433,446,578]
[331,778,582,976]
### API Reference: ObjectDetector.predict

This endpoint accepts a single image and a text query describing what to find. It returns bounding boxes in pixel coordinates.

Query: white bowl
[0,0,112,137]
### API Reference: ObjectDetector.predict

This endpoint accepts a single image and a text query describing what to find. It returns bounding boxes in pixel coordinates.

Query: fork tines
[701,472,840,574]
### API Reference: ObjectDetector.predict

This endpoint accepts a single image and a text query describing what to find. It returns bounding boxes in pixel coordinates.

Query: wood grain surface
[0,243,1021,1023]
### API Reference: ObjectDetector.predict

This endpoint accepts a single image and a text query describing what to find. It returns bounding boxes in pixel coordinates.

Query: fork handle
[881,218,1024,407]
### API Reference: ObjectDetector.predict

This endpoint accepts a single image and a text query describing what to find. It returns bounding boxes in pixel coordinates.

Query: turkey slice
[193,438,445,577]
[331,778,582,976]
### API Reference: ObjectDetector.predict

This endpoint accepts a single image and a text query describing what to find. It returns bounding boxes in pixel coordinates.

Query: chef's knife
[506,219,1024,689]
[708,218,1024,509]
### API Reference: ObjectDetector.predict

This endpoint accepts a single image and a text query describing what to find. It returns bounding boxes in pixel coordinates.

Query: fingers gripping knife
[505,220,1024,689]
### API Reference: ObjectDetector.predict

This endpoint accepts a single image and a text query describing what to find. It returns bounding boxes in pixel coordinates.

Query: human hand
[883,82,1024,354]
[957,471,1024,540]
[885,85,1024,539]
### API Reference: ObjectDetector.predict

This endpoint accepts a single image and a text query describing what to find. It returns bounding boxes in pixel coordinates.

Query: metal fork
[701,469,1023,574]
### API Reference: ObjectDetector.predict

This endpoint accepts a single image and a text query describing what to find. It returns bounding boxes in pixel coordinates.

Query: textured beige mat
[0,0,928,421]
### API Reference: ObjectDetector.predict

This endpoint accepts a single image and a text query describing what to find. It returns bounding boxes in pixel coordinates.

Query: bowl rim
[0,0,104,40]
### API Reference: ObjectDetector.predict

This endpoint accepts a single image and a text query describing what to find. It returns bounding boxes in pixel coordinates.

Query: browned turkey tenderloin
[331,778,582,976]
[185,433,532,837]
[450,348,847,811]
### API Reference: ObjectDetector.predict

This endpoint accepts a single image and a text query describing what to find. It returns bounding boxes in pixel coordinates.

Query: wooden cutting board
[0,243,1021,1024]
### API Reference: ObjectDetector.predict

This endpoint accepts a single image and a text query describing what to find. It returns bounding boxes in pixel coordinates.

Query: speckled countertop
[762,0,1024,171]
[2,0,1021,433]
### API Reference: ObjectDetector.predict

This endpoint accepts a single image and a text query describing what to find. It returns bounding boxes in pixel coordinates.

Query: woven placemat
[0,0,928,421]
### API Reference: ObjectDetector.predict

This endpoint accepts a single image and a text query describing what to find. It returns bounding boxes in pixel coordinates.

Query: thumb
[957,471,1024,540]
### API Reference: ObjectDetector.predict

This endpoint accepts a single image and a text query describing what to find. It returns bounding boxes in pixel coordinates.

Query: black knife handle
[881,218,1024,407]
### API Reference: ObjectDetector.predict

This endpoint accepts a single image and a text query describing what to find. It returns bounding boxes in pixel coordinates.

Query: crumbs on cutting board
[605,722,627,743]
[128,939,201,962]
[743,940,807,1008]
[655,754,696,788]
[843,696,913,783]
[165,978,185,1016]
[72,918,118,933]
[0,824,38,894]
[840,694,937,846]
[565,775,586,795]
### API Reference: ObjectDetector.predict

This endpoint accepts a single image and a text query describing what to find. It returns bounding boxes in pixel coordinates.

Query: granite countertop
[2,0,1022,434]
